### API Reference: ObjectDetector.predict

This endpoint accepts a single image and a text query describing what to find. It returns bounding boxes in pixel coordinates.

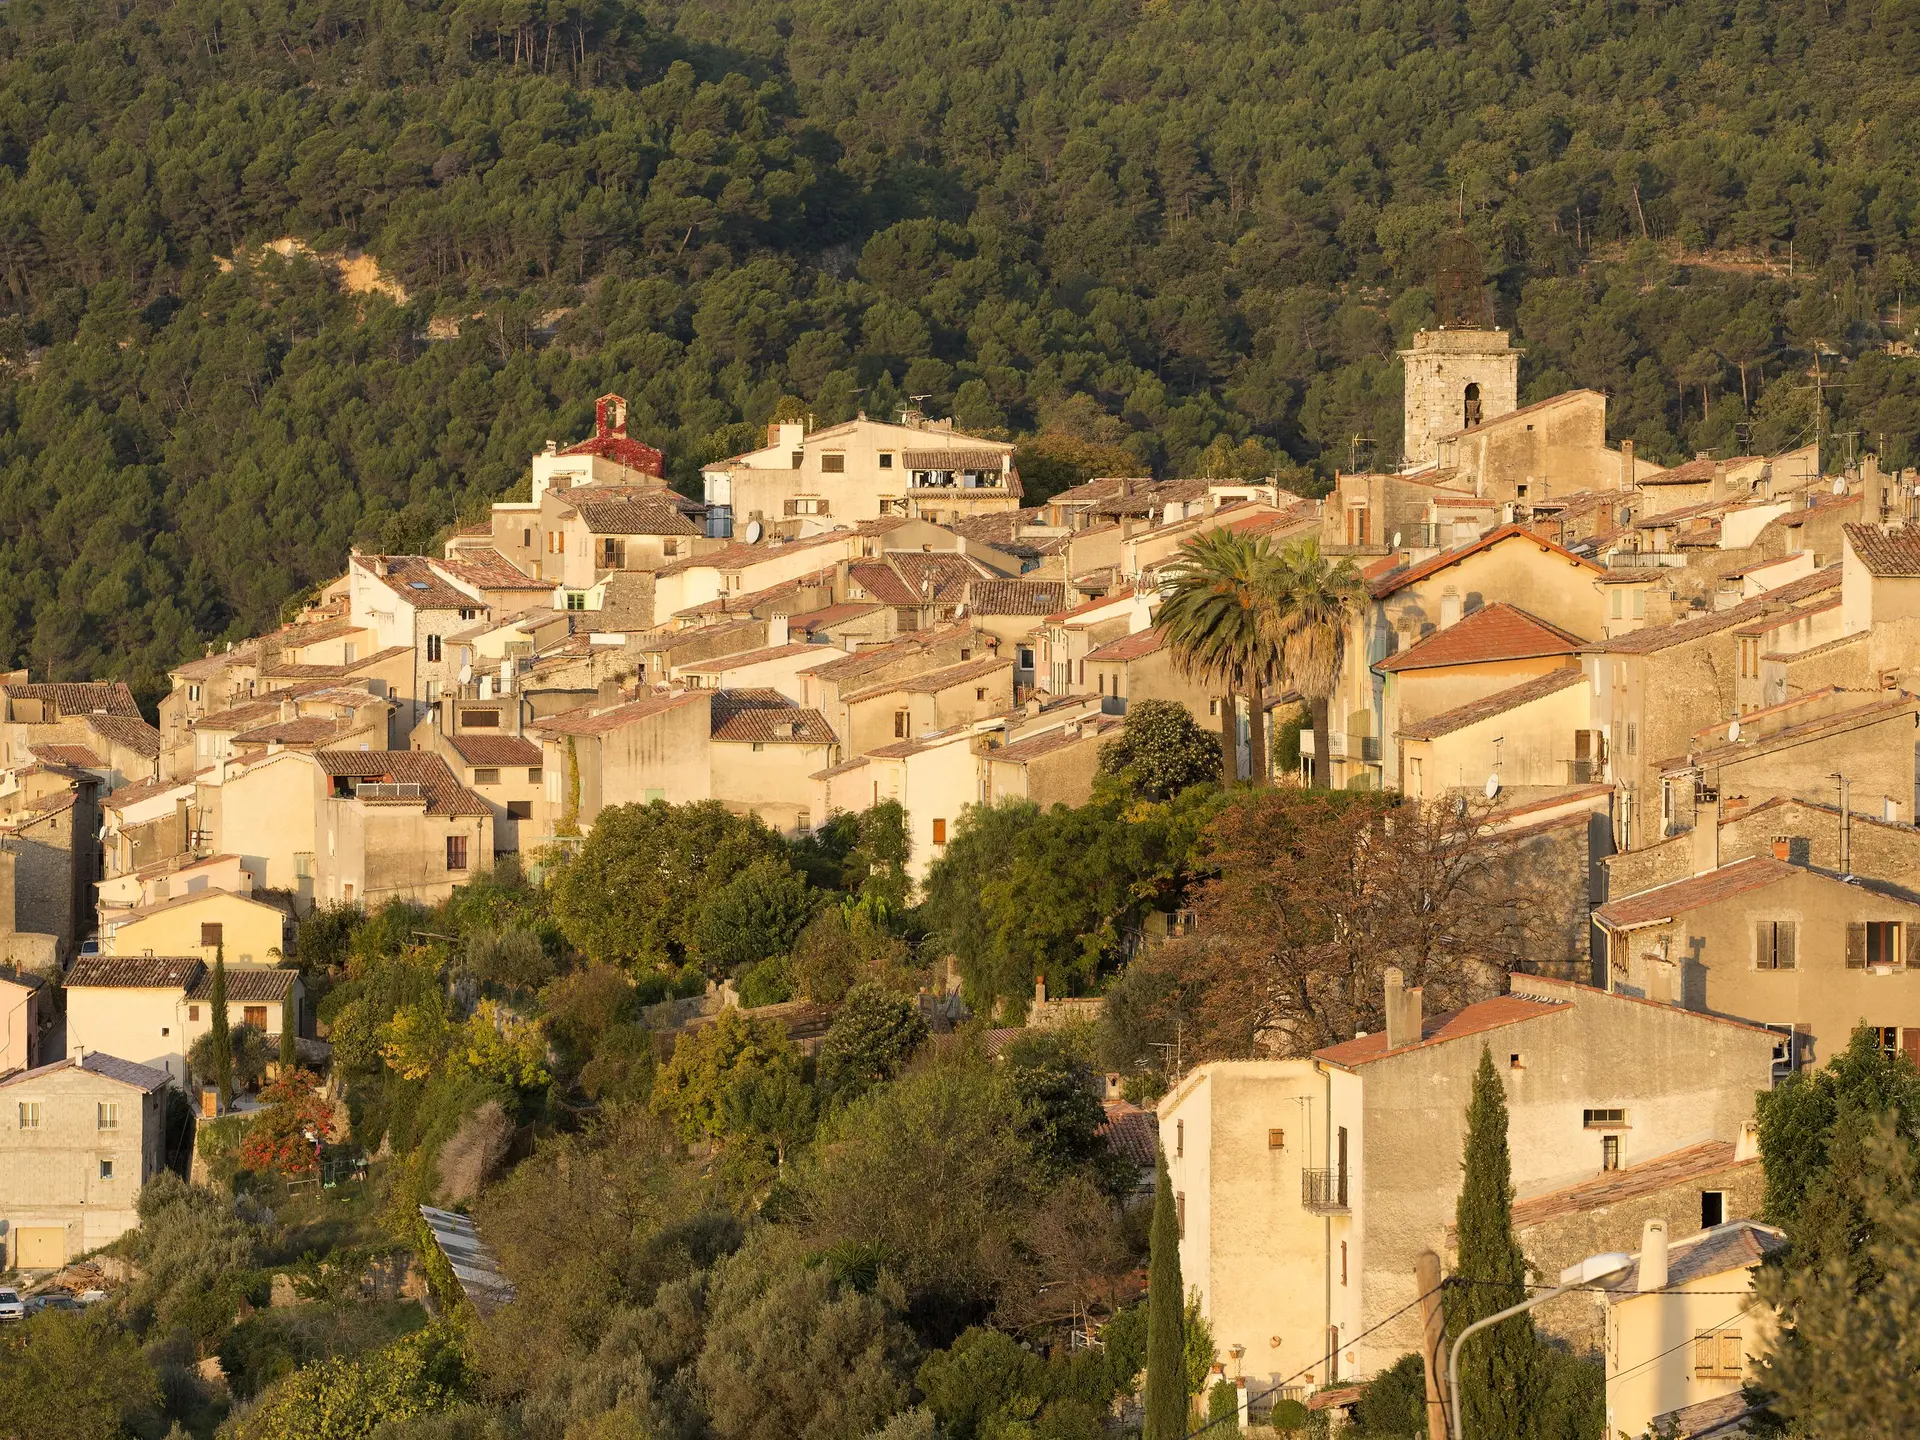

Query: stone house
[531,690,713,835]
[708,689,840,837]
[0,1052,171,1268]
[976,712,1124,811]
[313,749,494,906]
[1397,326,1522,469]
[838,656,1013,758]
[1157,972,1777,1389]
[811,723,980,885]
[1375,600,1588,744]
[102,887,289,966]
[413,730,545,854]
[347,553,493,736]
[796,625,992,746]
[1594,847,1920,1067]
[0,967,46,1074]
[675,640,824,701]
[1603,794,1920,900]
[64,955,304,1089]
[0,765,102,962]
[1395,668,1595,801]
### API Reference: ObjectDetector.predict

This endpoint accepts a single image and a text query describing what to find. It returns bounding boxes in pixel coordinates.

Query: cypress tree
[1448,1045,1543,1440]
[1144,1147,1188,1440]
[279,985,297,1071]
[209,942,232,1105]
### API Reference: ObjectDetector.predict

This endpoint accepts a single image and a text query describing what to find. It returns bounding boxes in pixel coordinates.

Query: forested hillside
[4,0,1920,697]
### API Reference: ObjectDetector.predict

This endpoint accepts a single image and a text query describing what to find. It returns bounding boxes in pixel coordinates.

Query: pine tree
[1448,1046,1542,1440]
[1144,1147,1189,1440]
[279,986,297,1071]
[208,943,232,1106]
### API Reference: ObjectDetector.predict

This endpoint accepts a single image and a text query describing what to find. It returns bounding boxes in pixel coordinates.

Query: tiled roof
[445,734,543,767]
[1509,1141,1749,1230]
[433,549,550,591]
[984,721,1115,765]
[709,689,837,744]
[1098,1100,1158,1170]
[0,1052,171,1092]
[902,448,1010,469]
[232,715,356,748]
[3,681,142,718]
[1368,525,1604,599]
[843,655,1013,703]
[1593,564,1841,654]
[105,775,195,810]
[566,494,704,537]
[1085,627,1167,663]
[1397,667,1587,740]
[797,625,984,683]
[1593,855,1798,930]
[354,555,479,611]
[1314,995,1571,1069]
[1044,588,1136,624]
[171,642,263,681]
[966,579,1066,616]
[1597,1220,1787,1297]
[117,888,280,923]
[532,691,706,737]
[1843,522,1920,576]
[32,744,104,768]
[187,966,299,1003]
[810,754,872,780]
[654,531,843,577]
[312,749,493,817]
[788,602,888,634]
[1377,604,1588,674]
[67,956,204,989]
[1636,457,1726,485]
[948,508,1044,546]
[675,642,821,674]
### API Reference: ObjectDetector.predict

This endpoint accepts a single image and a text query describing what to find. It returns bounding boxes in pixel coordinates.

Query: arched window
[1464,381,1483,428]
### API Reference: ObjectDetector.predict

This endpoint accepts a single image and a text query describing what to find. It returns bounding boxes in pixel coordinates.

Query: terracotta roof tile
[33,744,104,768]
[1098,1100,1159,1170]
[1377,603,1587,674]
[843,655,1012,703]
[565,494,704,537]
[966,579,1066,616]
[67,956,204,989]
[531,691,706,737]
[0,1052,171,1092]
[3,681,142,718]
[187,966,299,1003]
[676,642,821,674]
[1593,855,1798,929]
[1314,995,1571,1068]
[1085,627,1167,663]
[1044,588,1137,624]
[1844,522,1920,576]
[354,555,481,611]
[432,550,550,591]
[788,602,889,634]
[1398,667,1586,740]
[445,734,543,767]
[1597,1220,1786,1296]
[312,749,493,817]
[1593,565,1841,654]
[1367,525,1604,599]
[709,689,837,744]
[1509,1141,1750,1230]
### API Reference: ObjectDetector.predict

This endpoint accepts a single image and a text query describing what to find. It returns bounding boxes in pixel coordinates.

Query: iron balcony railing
[1301,1167,1350,1214]
[354,781,422,801]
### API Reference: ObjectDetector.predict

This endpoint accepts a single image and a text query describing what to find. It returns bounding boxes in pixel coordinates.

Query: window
[1268,1128,1285,1150]
[17,1102,39,1129]
[1341,1240,1348,1286]
[1584,1108,1628,1129]
[601,537,625,568]
[1209,698,1221,717]
[507,800,533,820]
[1632,590,1646,619]
[663,538,680,556]
[879,452,894,469]
[1739,637,1760,679]
[522,527,532,548]
[1176,1120,1184,1157]
[527,767,543,783]
[566,592,587,610]
[1848,922,1910,969]
[446,835,469,871]
[1701,1190,1726,1227]
[294,853,314,879]
[464,710,500,728]
[97,1102,118,1130]
[932,818,948,845]
[1601,1135,1623,1170]
[821,453,846,473]
[99,1159,114,1180]
[975,687,987,701]
[1176,1192,1186,1237]
[895,710,910,738]
[1019,647,1034,669]
[1694,1331,1744,1379]
[1755,920,1797,970]
[426,634,443,663]
[1508,1053,1523,1070]
[1097,674,1106,694]
[188,684,202,703]
[1610,590,1622,620]
[200,922,223,947]
[790,450,804,468]
[1464,381,1483,428]
[244,1006,267,1029]
[1873,1025,1900,1060]
[472,767,500,786]
[188,1005,200,1022]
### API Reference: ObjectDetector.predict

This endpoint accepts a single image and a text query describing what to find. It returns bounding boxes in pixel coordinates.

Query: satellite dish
[1832,477,1847,496]
[1728,720,1741,743]
[1391,531,1402,549]
[458,661,473,685]
[744,520,764,544]
[1484,773,1501,800]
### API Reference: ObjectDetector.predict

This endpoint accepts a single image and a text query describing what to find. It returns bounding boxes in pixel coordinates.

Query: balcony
[1606,551,1687,569]
[354,781,422,801]
[1302,1168,1350,1214]
[1301,731,1378,763]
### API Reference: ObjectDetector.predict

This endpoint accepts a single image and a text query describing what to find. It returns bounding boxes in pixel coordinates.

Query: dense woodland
[4,0,1920,697]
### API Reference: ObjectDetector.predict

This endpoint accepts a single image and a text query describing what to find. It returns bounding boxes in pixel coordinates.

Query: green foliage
[229,1321,469,1440]
[1205,1376,1240,1434]
[917,1321,1142,1440]
[462,927,555,993]
[817,982,929,1107]
[553,801,786,972]
[538,964,639,1077]
[921,791,1218,1018]
[280,989,298,1069]
[1097,699,1223,802]
[1269,1398,1310,1435]
[1001,1031,1107,1180]
[0,1309,161,1440]
[1448,1047,1544,1440]
[218,1303,429,1405]
[651,1006,807,1147]
[190,1019,270,1095]
[791,801,913,915]
[1143,1151,1186,1440]
[127,1172,269,1346]
[690,856,822,974]
[791,905,915,1004]
[209,944,233,1101]
[1348,1352,1425,1437]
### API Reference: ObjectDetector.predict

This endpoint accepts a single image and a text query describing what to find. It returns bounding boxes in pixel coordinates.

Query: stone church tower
[1398,327,1520,468]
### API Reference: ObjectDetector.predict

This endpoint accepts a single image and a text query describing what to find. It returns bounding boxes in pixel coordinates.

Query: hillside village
[5,319,1920,1437]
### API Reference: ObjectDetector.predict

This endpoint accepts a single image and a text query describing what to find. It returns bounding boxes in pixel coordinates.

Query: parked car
[0,1289,24,1322]
[28,1291,80,1314]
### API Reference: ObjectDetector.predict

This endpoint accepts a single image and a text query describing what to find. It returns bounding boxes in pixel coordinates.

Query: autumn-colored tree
[236,1070,336,1176]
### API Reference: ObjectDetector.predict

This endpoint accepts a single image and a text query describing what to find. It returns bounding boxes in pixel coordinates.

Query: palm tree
[1154,526,1284,786]
[1268,536,1364,789]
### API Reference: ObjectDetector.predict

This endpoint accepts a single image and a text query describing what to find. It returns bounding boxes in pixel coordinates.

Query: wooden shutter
[1907,923,1920,970]
[1778,922,1795,970]
[1719,1332,1743,1376]
[1847,923,1868,968]
[1694,1333,1716,1376]
[1755,921,1771,970]
[1904,1029,1920,1071]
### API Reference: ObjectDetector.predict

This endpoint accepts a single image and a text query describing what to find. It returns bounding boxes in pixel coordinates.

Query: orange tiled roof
[1376,603,1587,674]
[1315,995,1572,1068]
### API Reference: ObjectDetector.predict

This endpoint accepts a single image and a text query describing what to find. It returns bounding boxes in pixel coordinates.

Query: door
[16,1226,65,1268]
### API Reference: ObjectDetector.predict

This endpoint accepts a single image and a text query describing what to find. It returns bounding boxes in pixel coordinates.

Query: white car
[0,1289,24,1322]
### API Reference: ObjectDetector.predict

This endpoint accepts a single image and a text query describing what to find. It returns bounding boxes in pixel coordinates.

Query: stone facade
[1398,328,1520,467]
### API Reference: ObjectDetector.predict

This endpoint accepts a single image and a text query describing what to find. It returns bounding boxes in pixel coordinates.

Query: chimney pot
[1772,836,1792,861]
[1691,794,1721,874]
[1034,974,1048,1007]
[1637,1219,1669,1292]
[1734,1120,1761,1164]
[1383,967,1423,1050]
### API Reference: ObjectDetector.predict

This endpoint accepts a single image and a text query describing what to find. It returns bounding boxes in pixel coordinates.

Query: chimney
[1637,1219,1669,1292]
[1772,835,1792,862]
[768,615,789,646]
[1620,438,1635,489]
[1691,793,1720,874]
[1383,967,1423,1050]
[1734,1121,1761,1164]
[596,678,622,709]
[544,440,558,456]
[1035,974,1048,1007]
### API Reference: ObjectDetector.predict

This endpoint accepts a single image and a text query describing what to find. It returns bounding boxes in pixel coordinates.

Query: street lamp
[1446,1251,1633,1440]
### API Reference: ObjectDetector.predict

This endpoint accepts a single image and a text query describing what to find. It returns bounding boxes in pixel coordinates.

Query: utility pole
[1415,1251,1450,1440]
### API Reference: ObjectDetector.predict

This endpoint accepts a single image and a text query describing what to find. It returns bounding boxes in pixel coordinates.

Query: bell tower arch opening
[1464,382,1483,430]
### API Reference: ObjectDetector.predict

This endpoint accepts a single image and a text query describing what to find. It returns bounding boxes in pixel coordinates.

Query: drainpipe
[1830,772,1851,875]
[1313,1057,1336,1385]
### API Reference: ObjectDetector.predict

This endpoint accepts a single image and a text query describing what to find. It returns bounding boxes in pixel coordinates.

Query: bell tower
[1398,231,1520,468]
